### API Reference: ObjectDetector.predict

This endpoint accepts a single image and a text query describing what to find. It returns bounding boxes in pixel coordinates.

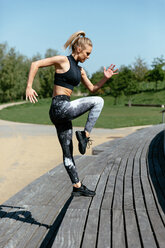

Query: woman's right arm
[26,56,66,103]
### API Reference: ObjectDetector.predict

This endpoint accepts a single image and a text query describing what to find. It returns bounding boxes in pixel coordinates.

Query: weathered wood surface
[0,124,165,248]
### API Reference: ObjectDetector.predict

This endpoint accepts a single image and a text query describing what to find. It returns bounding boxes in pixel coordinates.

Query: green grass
[0,94,163,129]
[129,90,165,105]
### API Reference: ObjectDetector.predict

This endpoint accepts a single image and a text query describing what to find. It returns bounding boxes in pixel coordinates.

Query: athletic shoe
[71,184,96,197]
[75,131,92,155]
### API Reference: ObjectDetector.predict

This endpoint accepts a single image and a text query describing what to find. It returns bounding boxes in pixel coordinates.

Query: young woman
[26,31,118,197]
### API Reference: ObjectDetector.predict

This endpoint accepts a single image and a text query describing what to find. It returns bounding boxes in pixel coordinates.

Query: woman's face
[77,45,92,63]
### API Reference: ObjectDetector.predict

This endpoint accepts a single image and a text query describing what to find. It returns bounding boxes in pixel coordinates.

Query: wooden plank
[133,176,145,209]
[140,140,151,178]
[81,209,99,248]
[133,145,142,177]
[133,142,150,213]
[47,182,72,207]
[2,205,38,248]
[0,207,23,241]
[112,175,123,210]
[102,157,124,211]
[112,210,126,247]
[0,205,14,218]
[67,196,91,210]
[53,175,100,247]
[22,176,69,206]
[113,144,130,210]
[51,174,99,248]
[81,154,110,177]
[124,139,142,178]
[51,208,87,248]
[90,163,112,210]
[136,210,157,248]
[39,197,74,248]
[106,147,129,210]
[97,209,111,248]
[104,158,121,194]
[124,192,134,210]
[117,152,130,178]
[92,138,123,155]
[15,205,53,248]
[76,155,98,172]
[147,210,165,248]
[124,143,137,210]
[81,163,112,247]
[124,210,141,248]
[25,206,60,248]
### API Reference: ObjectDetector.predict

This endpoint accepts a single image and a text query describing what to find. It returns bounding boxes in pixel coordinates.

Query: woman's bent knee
[95,96,104,108]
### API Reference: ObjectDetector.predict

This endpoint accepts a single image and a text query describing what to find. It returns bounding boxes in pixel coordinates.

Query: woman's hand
[26,87,38,103]
[104,64,118,79]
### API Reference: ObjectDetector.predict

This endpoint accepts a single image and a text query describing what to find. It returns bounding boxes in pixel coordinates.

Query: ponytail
[64,31,92,51]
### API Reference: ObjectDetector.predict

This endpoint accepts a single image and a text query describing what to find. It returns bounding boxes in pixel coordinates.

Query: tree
[0,44,29,102]
[132,57,148,82]
[151,55,165,69]
[146,55,165,90]
[110,66,137,104]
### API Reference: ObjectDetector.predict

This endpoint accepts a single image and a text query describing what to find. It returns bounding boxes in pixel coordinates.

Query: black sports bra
[54,55,81,90]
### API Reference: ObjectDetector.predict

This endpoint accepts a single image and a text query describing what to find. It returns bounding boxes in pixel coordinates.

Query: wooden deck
[0,124,165,248]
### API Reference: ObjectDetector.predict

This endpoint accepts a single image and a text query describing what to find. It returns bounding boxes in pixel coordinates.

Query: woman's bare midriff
[53,85,72,97]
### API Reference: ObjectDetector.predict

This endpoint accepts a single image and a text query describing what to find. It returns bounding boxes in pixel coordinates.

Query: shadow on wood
[39,195,73,248]
[0,205,50,229]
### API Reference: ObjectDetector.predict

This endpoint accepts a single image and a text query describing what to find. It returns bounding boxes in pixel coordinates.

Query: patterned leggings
[49,95,104,184]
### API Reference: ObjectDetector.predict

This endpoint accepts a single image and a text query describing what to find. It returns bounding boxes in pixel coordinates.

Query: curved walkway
[0,101,26,111]
[1,124,164,248]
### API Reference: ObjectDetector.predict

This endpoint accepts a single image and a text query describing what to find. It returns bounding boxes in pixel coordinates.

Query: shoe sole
[75,131,86,155]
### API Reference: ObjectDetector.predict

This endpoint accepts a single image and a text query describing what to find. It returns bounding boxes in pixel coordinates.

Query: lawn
[0,96,163,129]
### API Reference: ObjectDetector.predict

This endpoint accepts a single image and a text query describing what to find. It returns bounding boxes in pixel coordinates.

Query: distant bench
[0,124,165,248]
[125,103,165,107]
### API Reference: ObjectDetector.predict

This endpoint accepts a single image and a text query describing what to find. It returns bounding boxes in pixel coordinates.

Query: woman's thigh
[66,96,104,120]
[49,96,104,124]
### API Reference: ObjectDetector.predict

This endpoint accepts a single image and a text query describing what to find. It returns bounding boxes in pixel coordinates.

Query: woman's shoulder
[52,55,68,63]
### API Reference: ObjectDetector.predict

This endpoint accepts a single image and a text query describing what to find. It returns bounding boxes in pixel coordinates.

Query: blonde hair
[64,31,92,51]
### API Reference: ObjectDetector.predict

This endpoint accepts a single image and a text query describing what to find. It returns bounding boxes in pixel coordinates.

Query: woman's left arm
[81,65,118,93]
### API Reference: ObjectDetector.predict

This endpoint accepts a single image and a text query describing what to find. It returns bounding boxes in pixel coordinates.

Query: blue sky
[1,0,165,75]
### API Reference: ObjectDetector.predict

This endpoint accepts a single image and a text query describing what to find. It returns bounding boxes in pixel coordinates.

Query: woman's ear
[76,46,82,53]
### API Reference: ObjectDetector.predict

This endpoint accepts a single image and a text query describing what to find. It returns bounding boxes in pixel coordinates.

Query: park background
[0,0,165,203]
[0,0,165,128]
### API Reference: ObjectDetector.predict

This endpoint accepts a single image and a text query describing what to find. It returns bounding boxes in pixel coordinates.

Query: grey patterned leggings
[49,95,104,184]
